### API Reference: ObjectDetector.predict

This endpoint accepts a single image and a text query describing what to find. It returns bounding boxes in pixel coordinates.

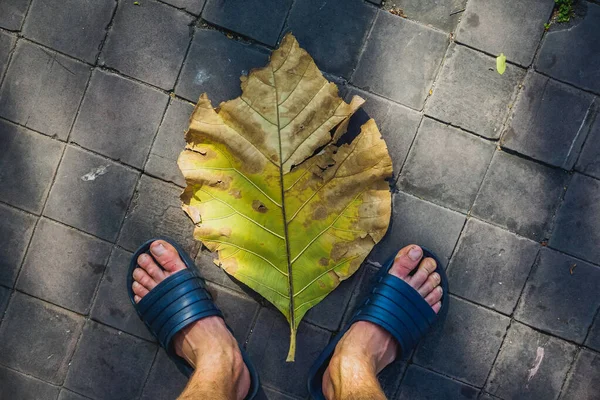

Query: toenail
[138,254,149,264]
[432,272,440,281]
[437,286,443,293]
[408,246,422,261]
[152,242,166,256]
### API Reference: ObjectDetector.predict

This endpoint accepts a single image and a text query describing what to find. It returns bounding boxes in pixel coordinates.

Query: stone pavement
[0,0,599,399]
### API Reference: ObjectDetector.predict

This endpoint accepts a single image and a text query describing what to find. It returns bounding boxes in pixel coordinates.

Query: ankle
[323,353,378,400]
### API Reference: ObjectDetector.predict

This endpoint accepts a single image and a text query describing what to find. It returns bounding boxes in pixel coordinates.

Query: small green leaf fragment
[496,53,506,75]
[134,1,140,5]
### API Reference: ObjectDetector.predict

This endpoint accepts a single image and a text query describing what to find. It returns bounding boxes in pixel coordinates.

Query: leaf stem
[286,326,297,362]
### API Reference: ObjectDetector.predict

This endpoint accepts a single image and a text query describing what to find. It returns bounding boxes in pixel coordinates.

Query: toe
[134,295,142,303]
[132,281,149,298]
[133,267,157,291]
[408,257,437,289]
[432,301,442,314]
[424,286,443,306]
[417,272,441,297]
[150,240,187,273]
[389,245,423,280]
[137,253,166,282]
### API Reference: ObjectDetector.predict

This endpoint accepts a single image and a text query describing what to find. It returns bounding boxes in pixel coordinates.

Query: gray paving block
[368,191,466,267]
[65,321,156,400]
[576,116,600,179]
[203,0,292,47]
[559,349,600,399]
[387,0,468,32]
[44,146,139,242]
[285,0,376,78]
[502,72,596,169]
[425,44,525,139]
[537,2,600,94]
[208,283,260,343]
[515,248,600,343]
[0,0,30,30]
[486,322,577,400]
[258,387,303,400]
[398,118,495,212]
[0,365,59,400]
[145,98,193,187]
[414,296,510,386]
[22,0,115,63]
[58,390,90,400]
[0,41,90,139]
[0,31,16,79]
[0,286,10,320]
[456,0,553,66]
[550,173,600,265]
[472,151,568,241]
[345,87,421,178]
[396,365,479,400]
[447,218,539,314]
[17,218,112,314]
[71,70,169,168]
[378,360,407,399]
[0,120,64,214]
[0,203,36,287]
[340,264,379,327]
[176,29,268,104]
[0,292,84,383]
[91,248,154,341]
[140,349,188,400]
[304,267,360,331]
[585,314,600,352]
[100,0,194,89]
[118,175,201,255]
[246,308,331,397]
[352,11,448,110]
[160,0,205,15]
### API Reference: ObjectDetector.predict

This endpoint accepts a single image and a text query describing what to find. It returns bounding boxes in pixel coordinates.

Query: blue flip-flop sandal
[127,237,260,399]
[307,248,449,399]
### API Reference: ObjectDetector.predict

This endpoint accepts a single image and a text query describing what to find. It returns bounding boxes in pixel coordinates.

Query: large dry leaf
[178,33,393,361]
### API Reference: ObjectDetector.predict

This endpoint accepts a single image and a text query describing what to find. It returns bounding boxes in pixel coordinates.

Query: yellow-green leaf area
[178,33,393,361]
[496,53,507,75]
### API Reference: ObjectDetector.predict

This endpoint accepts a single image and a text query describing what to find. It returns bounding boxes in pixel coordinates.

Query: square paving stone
[0,41,90,139]
[246,308,331,397]
[550,173,600,265]
[585,314,600,352]
[368,191,466,267]
[559,349,600,399]
[22,0,115,63]
[119,175,200,255]
[208,283,260,343]
[425,44,525,139]
[258,387,303,400]
[414,296,510,386]
[44,146,139,242]
[378,360,407,399]
[352,11,448,110]
[0,292,84,384]
[447,218,539,314]
[515,248,600,343]
[65,321,157,400]
[385,0,468,32]
[396,365,480,400]
[203,0,292,47]
[502,72,596,169]
[486,322,577,400]
[345,87,421,178]
[161,0,206,15]
[0,202,36,287]
[285,0,376,78]
[456,0,554,66]
[91,248,154,341]
[58,390,90,400]
[0,286,10,319]
[140,349,188,400]
[71,70,169,168]
[176,29,269,105]
[0,31,16,78]
[17,218,112,314]
[145,98,193,187]
[0,120,64,214]
[0,0,30,30]
[537,2,600,95]
[341,264,379,327]
[576,116,600,179]
[0,365,60,400]
[398,118,495,212]
[472,151,568,241]
[100,0,194,89]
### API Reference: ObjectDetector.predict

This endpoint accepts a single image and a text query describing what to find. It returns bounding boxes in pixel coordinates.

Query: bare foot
[132,240,251,400]
[322,245,442,399]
